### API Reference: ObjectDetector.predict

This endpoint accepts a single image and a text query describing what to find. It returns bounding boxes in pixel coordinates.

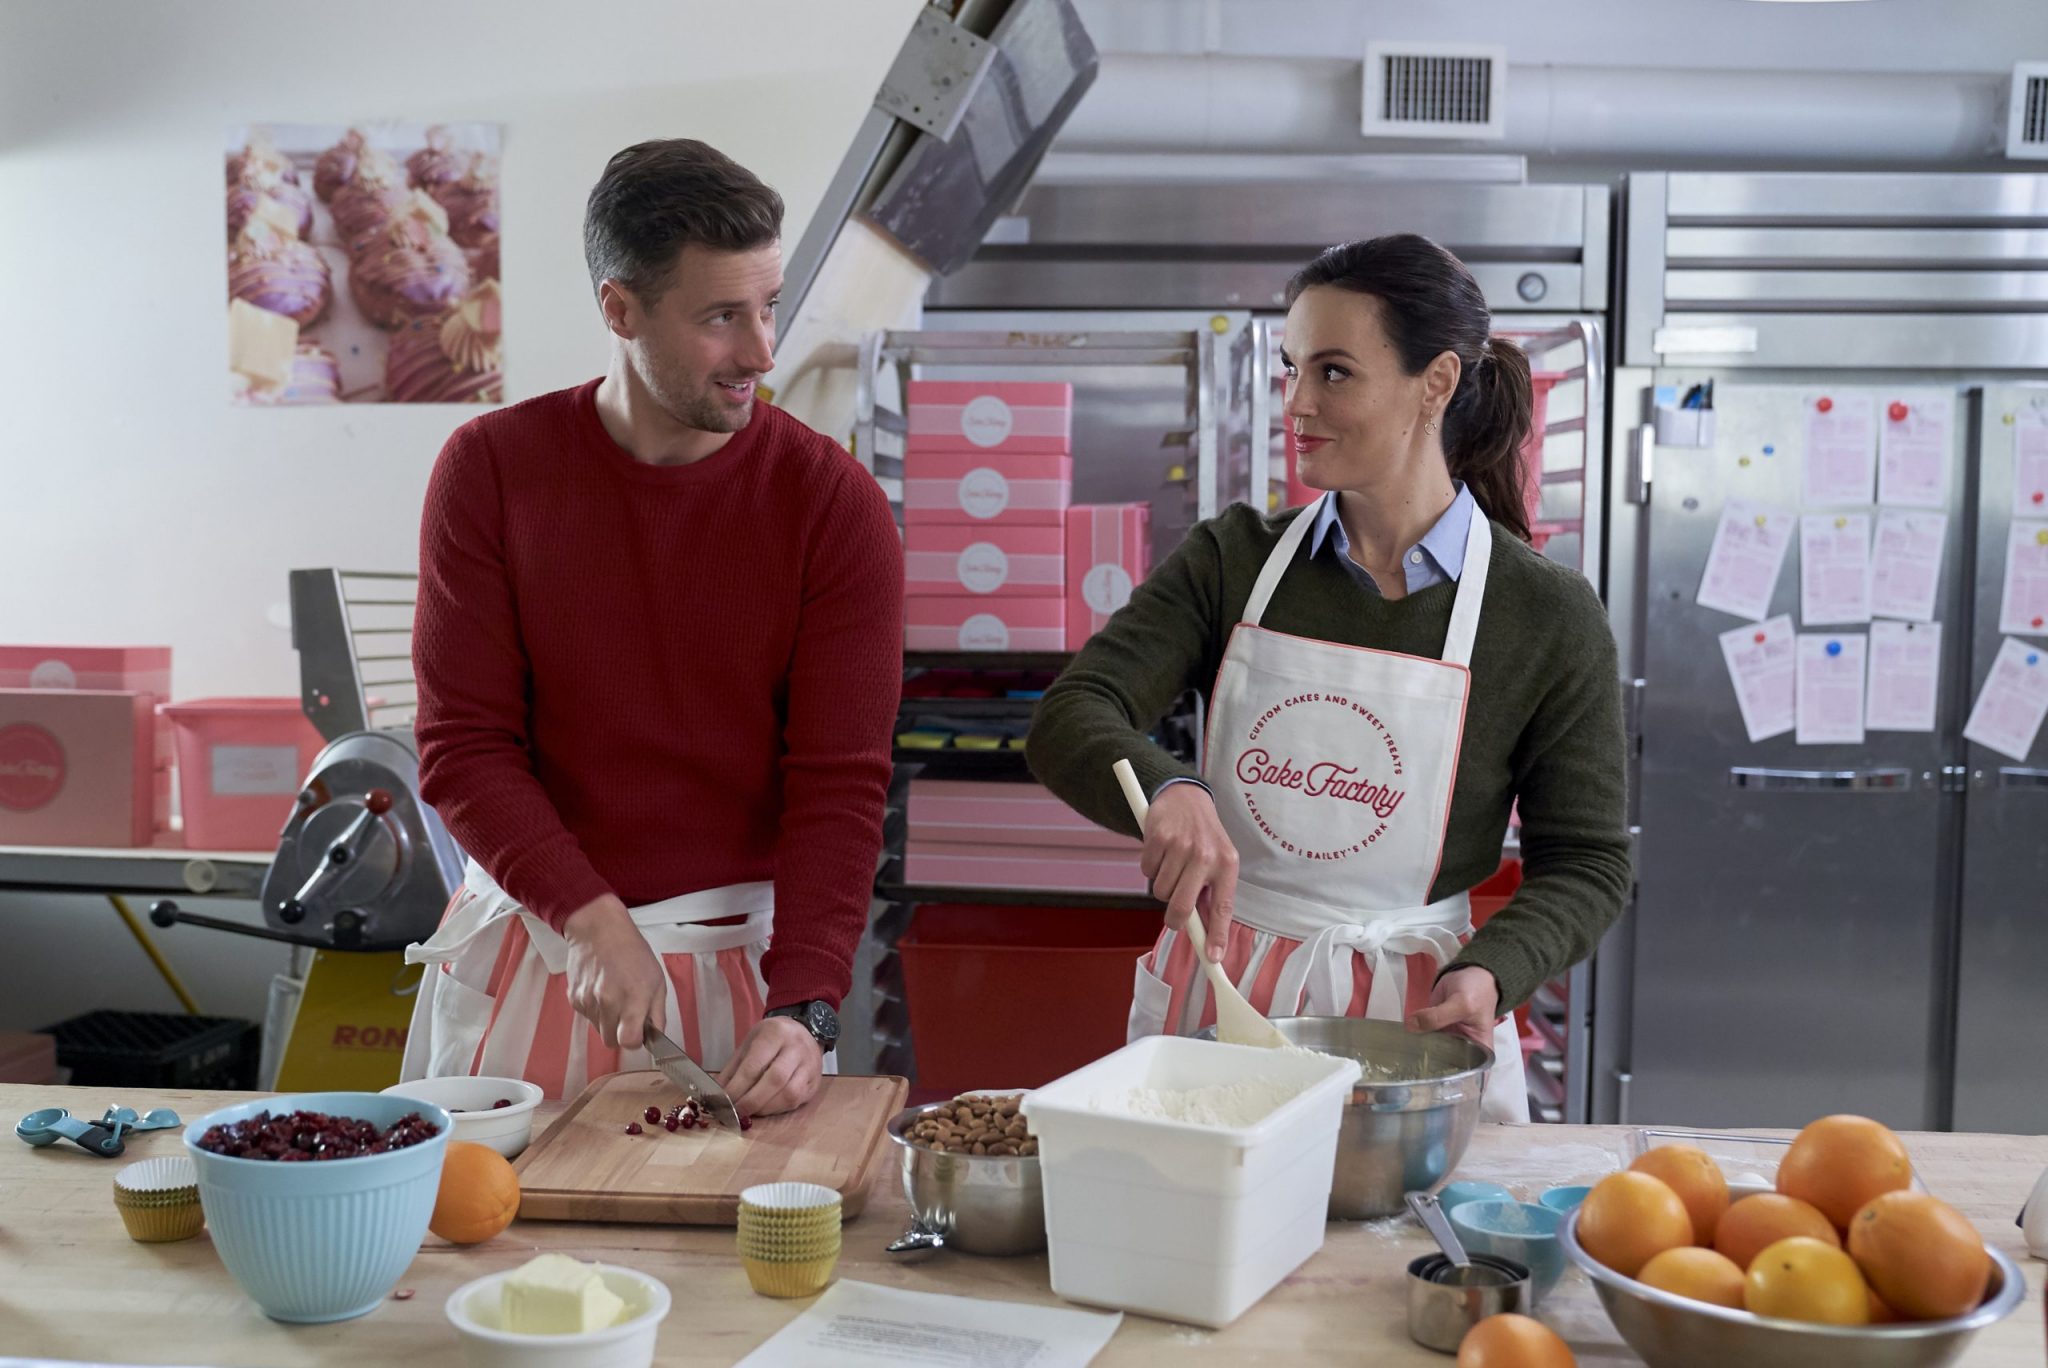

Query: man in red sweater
[398,140,902,1115]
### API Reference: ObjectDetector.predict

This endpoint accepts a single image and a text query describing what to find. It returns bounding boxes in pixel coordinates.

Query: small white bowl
[445,1263,671,1368]
[380,1077,543,1158]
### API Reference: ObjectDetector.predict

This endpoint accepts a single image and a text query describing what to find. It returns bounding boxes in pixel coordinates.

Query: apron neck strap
[1241,492,1494,668]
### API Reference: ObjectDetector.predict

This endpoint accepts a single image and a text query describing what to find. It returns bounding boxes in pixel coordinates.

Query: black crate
[42,1011,260,1091]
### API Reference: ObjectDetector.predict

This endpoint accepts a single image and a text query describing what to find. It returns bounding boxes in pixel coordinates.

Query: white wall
[1074,0,2047,73]
[0,0,921,1036]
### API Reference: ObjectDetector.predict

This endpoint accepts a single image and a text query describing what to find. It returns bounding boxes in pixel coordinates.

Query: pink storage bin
[904,451,1073,529]
[0,645,175,826]
[1065,503,1152,647]
[906,380,1072,455]
[907,779,1141,852]
[159,698,324,851]
[905,839,1149,895]
[905,596,1066,652]
[0,689,156,846]
[905,523,1065,598]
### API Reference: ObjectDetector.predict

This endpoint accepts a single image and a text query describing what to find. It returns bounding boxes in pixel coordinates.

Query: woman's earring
[1424,415,1440,435]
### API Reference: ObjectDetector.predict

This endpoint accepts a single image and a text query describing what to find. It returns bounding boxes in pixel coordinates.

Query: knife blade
[642,1025,745,1136]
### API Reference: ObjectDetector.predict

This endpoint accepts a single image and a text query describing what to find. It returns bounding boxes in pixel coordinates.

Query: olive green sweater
[1024,502,1631,1013]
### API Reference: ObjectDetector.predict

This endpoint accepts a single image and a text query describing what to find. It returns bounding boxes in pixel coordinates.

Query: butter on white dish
[1089,1078,1304,1128]
[501,1253,626,1335]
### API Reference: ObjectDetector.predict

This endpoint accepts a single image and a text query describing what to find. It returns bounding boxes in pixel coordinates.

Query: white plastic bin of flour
[1019,1035,1361,1327]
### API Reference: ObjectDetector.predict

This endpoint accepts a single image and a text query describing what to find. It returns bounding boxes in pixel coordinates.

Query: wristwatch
[765,999,840,1052]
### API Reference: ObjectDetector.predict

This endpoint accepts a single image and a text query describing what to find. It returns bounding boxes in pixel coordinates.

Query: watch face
[807,1001,840,1046]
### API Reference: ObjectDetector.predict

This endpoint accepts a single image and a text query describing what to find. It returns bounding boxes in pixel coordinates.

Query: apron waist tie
[1240,886,1473,1021]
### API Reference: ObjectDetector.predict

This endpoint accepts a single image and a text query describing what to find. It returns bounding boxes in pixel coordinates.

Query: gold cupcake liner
[738,1234,843,1261]
[114,1186,201,1209]
[742,1252,839,1298]
[115,1200,206,1243]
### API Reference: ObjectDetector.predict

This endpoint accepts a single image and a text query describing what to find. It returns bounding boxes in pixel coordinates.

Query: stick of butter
[500,1253,625,1335]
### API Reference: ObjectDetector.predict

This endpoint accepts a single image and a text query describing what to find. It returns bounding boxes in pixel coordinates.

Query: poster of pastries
[225,122,502,406]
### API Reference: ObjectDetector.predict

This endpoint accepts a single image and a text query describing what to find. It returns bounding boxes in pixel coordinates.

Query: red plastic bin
[897,903,1161,1095]
[159,698,324,851]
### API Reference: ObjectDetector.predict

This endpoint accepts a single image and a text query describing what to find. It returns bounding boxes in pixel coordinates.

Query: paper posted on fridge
[736,1281,1122,1368]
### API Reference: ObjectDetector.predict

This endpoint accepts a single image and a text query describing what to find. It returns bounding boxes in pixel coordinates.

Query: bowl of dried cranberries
[183,1091,453,1323]
[380,1076,543,1158]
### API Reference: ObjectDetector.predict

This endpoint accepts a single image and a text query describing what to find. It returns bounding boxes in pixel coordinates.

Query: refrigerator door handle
[1727,766,1914,791]
[1997,767,2048,790]
[1628,422,1655,504]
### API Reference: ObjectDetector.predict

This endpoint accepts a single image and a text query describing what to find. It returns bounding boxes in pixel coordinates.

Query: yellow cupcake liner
[113,1185,200,1209]
[742,1252,839,1298]
[738,1233,843,1261]
[114,1198,206,1243]
[738,1216,841,1241]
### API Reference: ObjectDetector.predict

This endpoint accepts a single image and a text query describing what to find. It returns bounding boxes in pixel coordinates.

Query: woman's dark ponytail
[1286,235,1536,542]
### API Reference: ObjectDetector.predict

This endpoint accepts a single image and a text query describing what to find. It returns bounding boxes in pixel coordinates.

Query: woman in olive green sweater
[1026,235,1630,1122]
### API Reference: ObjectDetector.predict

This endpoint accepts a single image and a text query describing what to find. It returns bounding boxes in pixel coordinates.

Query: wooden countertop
[3,1083,2041,1366]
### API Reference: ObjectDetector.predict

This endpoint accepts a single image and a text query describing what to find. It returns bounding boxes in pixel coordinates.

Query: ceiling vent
[2008,63,2048,159]
[1363,41,1507,141]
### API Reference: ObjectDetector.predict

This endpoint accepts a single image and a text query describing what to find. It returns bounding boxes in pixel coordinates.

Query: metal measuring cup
[1405,1190,1532,1352]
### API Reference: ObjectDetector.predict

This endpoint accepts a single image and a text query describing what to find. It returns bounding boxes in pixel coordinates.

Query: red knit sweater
[413,379,903,1010]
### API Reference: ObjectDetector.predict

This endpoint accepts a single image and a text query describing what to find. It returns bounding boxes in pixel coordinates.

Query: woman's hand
[1407,965,1501,1047]
[1140,782,1238,962]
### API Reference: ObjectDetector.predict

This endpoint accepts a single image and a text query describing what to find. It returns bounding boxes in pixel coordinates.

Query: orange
[1576,1171,1693,1278]
[1637,1246,1746,1309]
[1744,1235,1871,1326]
[1456,1312,1576,1368]
[1866,1286,1901,1324]
[1777,1115,1912,1230]
[1714,1192,1839,1272]
[429,1140,521,1245]
[1630,1144,1730,1246]
[1846,1190,1991,1321]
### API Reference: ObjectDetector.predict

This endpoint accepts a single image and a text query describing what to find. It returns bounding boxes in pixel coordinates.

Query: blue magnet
[1762,445,1776,456]
[2029,653,2040,667]
[1827,641,1843,657]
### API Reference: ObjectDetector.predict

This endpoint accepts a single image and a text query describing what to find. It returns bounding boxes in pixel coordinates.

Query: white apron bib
[399,861,807,1100]
[1130,493,1529,1123]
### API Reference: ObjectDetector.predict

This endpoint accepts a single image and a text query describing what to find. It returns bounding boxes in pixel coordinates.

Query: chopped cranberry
[643,1106,661,1124]
[663,1117,680,1132]
[194,1109,440,1161]
[492,1098,512,1108]
[739,1115,752,1131]
[392,1288,415,1301]
[680,1116,696,1130]
[624,1122,644,1135]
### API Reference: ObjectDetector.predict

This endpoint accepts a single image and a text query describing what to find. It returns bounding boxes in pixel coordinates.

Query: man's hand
[1407,965,1502,1048]
[561,893,666,1052]
[1139,783,1238,962]
[719,1014,824,1118]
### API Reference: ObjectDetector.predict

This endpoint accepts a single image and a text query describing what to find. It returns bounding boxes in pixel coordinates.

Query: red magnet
[1754,632,1768,644]
[1816,397,1834,413]
[2032,491,2044,505]
[1888,401,1909,423]
[2035,617,2045,629]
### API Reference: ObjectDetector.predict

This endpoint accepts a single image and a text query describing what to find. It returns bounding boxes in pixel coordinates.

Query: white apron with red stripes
[1128,493,1528,1123]
[399,861,789,1100]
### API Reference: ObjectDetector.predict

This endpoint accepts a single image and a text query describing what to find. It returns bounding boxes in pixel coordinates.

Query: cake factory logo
[959,394,1015,448]
[1081,562,1134,616]
[958,613,1012,651]
[1233,692,1407,861]
[956,542,1011,594]
[0,723,67,812]
[28,659,78,689]
[957,467,1012,520]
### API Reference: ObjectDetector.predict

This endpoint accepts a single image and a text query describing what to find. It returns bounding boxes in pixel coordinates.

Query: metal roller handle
[1998,767,2048,790]
[1728,767,1912,791]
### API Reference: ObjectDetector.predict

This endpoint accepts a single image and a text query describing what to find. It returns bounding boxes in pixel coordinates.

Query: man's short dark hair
[583,139,784,303]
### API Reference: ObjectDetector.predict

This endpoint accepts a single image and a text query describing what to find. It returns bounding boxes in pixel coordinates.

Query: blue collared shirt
[1308,483,1477,597]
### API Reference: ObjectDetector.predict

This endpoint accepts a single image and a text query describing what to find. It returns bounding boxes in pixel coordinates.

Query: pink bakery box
[0,689,156,847]
[159,698,325,851]
[905,839,1150,895]
[905,523,1066,598]
[904,451,1073,529]
[1065,503,1152,648]
[0,644,174,771]
[906,596,1067,652]
[907,779,1140,852]
[906,380,1072,455]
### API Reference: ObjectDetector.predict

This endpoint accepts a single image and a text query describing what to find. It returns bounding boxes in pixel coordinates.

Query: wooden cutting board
[512,1071,907,1225]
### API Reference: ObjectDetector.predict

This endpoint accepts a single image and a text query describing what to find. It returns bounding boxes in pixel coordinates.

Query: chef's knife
[643,1024,746,1136]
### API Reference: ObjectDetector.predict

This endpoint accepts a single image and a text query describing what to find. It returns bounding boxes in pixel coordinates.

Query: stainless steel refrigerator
[1601,172,2048,1132]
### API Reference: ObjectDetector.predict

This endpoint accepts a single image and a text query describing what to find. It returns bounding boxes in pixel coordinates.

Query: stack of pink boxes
[902,379,1153,652]
[904,778,1148,895]
[0,646,173,846]
[904,380,1075,651]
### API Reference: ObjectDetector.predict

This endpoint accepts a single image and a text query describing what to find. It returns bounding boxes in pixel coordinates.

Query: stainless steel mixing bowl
[884,1102,1046,1256]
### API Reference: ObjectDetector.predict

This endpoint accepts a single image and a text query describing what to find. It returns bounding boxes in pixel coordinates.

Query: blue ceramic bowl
[1451,1200,1566,1302]
[184,1091,451,1323]
[1436,1179,1514,1214]
[1539,1184,1591,1214]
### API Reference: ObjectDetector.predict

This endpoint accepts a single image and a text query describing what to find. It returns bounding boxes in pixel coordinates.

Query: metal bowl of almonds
[884,1093,1045,1257]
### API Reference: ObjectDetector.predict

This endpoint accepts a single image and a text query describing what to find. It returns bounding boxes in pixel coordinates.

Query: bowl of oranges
[1558,1115,2022,1368]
